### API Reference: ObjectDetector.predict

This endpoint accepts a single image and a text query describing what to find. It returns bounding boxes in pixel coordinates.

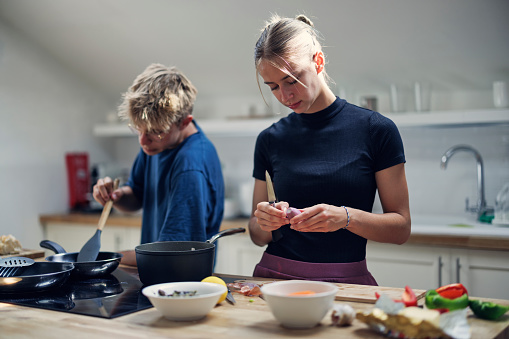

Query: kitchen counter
[39,213,246,232]
[39,212,143,228]
[40,213,509,251]
[1,270,509,339]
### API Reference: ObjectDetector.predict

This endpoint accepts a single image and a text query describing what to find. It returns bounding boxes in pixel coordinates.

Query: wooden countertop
[40,213,509,251]
[407,233,509,251]
[39,213,247,231]
[1,271,509,339]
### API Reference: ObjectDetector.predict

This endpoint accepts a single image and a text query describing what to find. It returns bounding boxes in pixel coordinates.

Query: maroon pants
[253,252,378,285]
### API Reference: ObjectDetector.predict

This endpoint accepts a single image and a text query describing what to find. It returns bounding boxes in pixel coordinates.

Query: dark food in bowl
[158,289,198,297]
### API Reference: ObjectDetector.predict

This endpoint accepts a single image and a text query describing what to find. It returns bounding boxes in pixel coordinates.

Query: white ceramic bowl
[261,280,338,329]
[142,281,227,321]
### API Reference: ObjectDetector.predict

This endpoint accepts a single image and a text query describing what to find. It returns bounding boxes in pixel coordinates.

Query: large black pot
[40,240,123,279]
[135,228,245,286]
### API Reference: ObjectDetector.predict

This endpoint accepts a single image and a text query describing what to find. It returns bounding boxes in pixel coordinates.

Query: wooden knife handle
[97,178,119,231]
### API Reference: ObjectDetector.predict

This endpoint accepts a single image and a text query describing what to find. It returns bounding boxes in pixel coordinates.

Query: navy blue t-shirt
[127,122,224,244]
[253,97,405,263]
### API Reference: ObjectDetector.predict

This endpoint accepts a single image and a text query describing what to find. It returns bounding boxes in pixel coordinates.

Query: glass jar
[494,183,509,225]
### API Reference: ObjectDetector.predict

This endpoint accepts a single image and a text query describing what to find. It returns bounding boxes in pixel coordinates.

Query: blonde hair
[254,14,330,86]
[118,63,198,132]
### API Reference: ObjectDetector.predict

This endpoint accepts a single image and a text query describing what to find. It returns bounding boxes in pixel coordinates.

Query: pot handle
[40,240,67,254]
[206,228,246,244]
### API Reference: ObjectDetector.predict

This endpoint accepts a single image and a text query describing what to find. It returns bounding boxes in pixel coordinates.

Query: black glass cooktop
[0,267,152,318]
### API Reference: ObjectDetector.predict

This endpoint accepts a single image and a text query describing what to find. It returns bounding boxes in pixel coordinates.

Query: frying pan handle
[206,227,246,244]
[40,240,67,254]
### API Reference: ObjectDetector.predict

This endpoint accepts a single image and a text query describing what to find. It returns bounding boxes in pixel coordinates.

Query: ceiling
[1,0,508,104]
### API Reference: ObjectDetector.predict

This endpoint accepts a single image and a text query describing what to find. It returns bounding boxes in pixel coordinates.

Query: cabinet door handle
[115,235,121,252]
[438,256,443,287]
[456,257,461,283]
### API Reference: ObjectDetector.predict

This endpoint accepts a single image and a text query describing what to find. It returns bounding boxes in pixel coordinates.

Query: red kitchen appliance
[65,152,90,210]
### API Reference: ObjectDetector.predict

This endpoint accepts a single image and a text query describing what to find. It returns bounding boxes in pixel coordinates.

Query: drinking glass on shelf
[389,84,407,113]
[414,82,432,112]
[493,81,509,108]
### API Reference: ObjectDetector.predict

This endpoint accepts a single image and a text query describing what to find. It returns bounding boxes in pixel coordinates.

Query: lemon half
[201,276,227,304]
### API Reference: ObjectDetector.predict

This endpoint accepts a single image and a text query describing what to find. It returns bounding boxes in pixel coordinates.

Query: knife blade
[265,170,277,205]
[265,171,283,242]
[226,289,236,305]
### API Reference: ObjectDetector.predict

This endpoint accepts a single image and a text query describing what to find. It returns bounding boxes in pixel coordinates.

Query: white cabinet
[43,223,141,253]
[366,242,448,290]
[453,248,509,300]
[214,233,266,277]
[367,241,509,300]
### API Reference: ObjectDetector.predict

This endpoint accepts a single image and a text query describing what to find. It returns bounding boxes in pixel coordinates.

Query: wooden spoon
[77,178,119,262]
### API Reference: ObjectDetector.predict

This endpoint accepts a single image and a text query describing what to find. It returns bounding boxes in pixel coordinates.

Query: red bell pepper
[375,285,417,307]
[435,283,468,299]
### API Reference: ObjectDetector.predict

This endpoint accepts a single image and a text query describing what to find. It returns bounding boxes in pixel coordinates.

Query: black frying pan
[0,261,74,294]
[40,240,123,279]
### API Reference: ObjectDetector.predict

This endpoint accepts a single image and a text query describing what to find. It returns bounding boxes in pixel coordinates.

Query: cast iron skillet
[0,261,74,294]
[40,240,123,279]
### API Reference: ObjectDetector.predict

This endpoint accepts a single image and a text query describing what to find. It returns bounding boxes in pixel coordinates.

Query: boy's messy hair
[118,63,198,132]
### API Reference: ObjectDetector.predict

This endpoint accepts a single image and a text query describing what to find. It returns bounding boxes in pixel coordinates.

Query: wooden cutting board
[334,283,426,303]
[1,249,45,259]
[234,279,426,304]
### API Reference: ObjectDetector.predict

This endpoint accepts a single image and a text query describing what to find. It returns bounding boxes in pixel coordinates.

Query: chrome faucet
[440,145,490,220]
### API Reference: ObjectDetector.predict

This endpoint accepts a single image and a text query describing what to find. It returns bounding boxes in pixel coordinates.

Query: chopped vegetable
[425,289,469,311]
[436,283,468,299]
[227,282,263,296]
[375,286,417,307]
[401,285,418,307]
[288,290,316,296]
[469,299,509,320]
[158,289,197,297]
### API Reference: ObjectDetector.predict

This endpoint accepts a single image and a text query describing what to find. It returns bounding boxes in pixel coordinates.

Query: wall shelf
[385,109,509,128]
[93,109,509,138]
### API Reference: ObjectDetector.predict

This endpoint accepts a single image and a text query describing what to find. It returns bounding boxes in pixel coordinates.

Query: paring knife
[265,171,283,242]
[226,289,236,305]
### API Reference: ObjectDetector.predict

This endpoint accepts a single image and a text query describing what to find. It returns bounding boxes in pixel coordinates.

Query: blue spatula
[77,178,119,262]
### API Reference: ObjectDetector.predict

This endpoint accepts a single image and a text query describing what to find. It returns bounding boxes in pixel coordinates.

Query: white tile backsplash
[208,123,509,219]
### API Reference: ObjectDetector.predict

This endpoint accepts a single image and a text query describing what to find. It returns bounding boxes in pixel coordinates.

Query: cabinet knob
[456,257,461,283]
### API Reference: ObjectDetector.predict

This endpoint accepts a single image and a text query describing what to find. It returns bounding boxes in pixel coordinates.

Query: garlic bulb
[331,303,355,326]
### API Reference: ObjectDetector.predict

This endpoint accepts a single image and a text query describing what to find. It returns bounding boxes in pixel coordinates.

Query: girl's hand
[288,204,348,233]
[254,201,289,233]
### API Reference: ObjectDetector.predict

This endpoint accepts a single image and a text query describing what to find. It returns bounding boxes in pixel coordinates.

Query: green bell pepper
[469,299,509,320]
[425,289,469,311]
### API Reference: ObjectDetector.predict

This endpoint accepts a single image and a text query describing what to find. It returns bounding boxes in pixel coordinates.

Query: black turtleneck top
[253,97,405,263]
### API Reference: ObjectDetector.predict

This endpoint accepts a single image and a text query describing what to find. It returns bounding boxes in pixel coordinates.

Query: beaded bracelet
[340,206,350,230]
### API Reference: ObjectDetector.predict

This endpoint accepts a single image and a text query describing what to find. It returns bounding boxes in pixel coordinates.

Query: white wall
[0,21,114,248]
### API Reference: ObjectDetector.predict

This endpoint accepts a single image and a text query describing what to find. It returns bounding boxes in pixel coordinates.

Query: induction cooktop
[0,267,152,318]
